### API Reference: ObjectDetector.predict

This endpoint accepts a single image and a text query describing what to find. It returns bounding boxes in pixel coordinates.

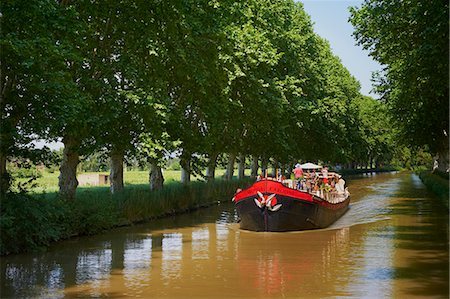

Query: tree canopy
[1,0,398,197]
[350,0,449,170]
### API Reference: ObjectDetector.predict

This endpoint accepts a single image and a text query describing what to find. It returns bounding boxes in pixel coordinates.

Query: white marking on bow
[257,191,268,206]
[269,204,282,212]
[257,191,265,201]
[254,198,262,208]
[265,194,276,207]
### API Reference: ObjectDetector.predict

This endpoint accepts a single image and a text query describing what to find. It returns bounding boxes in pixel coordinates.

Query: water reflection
[192,229,210,260]
[161,233,182,284]
[235,228,352,297]
[76,248,112,287]
[123,238,152,291]
[0,173,448,298]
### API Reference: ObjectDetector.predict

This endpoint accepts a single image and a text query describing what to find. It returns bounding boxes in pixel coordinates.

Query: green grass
[23,169,238,193]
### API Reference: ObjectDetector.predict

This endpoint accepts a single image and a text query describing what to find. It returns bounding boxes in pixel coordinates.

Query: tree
[161,0,230,182]
[94,1,169,194]
[350,0,449,171]
[52,0,166,198]
[350,95,395,168]
[219,0,311,166]
[0,1,81,194]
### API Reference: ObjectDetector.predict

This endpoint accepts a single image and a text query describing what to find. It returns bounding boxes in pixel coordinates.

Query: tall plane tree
[0,1,82,194]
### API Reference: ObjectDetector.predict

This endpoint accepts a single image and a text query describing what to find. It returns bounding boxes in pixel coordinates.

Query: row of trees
[2,0,396,199]
[350,0,449,172]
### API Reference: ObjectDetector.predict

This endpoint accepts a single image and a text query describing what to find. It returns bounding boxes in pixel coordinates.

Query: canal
[1,172,448,298]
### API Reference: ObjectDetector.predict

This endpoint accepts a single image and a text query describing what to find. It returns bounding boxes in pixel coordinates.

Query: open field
[18,169,253,193]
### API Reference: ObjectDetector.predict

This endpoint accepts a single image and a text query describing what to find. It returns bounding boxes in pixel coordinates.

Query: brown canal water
[1,172,448,298]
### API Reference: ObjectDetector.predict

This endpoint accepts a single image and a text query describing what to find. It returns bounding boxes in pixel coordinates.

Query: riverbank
[418,170,449,208]
[0,178,253,256]
[338,166,400,175]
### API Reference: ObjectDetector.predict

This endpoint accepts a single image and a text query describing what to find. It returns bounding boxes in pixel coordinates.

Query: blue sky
[301,0,382,97]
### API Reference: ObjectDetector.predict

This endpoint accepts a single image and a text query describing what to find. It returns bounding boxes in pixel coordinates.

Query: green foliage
[63,193,120,236]
[8,165,42,180]
[0,193,68,255]
[349,0,449,159]
[419,171,449,208]
[78,151,109,173]
[167,159,181,171]
[346,95,396,166]
[390,146,433,171]
[2,0,429,198]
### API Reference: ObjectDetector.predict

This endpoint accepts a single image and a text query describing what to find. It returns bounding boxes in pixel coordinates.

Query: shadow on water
[389,174,449,297]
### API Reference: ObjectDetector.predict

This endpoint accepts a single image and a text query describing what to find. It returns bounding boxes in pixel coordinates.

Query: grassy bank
[17,169,233,193]
[419,171,449,208]
[0,177,253,255]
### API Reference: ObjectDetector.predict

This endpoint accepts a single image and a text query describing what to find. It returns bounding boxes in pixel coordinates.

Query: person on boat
[305,180,311,192]
[321,166,329,185]
[313,182,321,196]
[292,164,303,189]
[299,178,305,190]
[293,164,303,179]
[335,175,346,194]
[330,177,336,189]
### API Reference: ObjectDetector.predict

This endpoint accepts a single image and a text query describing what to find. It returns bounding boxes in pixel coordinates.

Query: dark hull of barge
[234,180,350,232]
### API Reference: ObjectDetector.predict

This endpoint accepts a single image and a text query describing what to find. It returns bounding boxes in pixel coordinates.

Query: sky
[301,0,382,97]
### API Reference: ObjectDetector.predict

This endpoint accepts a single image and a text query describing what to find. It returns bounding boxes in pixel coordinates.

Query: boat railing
[282,179,349,204]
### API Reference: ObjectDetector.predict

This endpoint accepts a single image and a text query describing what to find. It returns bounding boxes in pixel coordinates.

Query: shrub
[0,193,67,255]
[419,171,449,208]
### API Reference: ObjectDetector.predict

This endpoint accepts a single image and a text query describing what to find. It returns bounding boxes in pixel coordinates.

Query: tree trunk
[280,165,286,178]
[0,152,9,194]
[149,161,164,191]
[271,159,278,177]
[0,124,14,194]
[225,153,236,180]
[286,161,294,179]
[58,137,80,200]
[180,152,191,185]
[251,156,259,178]
[437,137,449,172]
[206,152,218,182]
[237,154,245,179]
[110,149,124,194]
[261,158,268,177]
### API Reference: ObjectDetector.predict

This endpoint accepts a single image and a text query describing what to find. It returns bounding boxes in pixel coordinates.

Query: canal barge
[232,173,350,232]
